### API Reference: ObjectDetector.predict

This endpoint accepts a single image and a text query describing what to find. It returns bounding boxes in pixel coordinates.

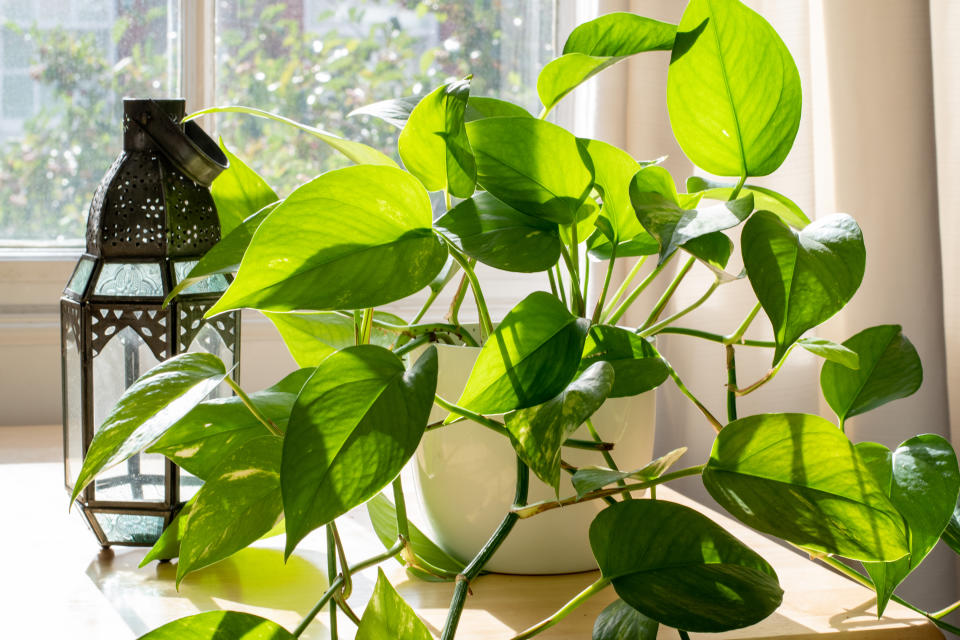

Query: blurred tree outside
[0,0,554,244]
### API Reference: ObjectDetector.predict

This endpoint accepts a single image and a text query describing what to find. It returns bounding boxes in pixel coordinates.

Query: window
[0,0,557,244]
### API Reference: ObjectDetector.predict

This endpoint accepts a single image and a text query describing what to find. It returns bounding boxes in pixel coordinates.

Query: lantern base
[73,500,180,548]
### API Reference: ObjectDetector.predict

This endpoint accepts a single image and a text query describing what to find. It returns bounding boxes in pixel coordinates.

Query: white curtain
[575,0,958,613]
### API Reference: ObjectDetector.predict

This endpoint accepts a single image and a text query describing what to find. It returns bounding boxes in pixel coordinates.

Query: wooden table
[1,425,942,639]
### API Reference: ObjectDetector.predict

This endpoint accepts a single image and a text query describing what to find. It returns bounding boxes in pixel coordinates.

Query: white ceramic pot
[406,340,656,575]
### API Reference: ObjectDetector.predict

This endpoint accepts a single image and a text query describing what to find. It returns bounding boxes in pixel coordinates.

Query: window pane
[0,0,180,244]
[215,0,556,196]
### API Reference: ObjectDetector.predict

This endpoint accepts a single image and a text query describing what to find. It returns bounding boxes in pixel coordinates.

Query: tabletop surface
[1,425,943,639]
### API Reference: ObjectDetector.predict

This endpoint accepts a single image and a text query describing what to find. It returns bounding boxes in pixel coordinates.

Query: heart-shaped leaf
[580,139,648,243]
[687,176,810,229]
[264,311,404,368]
[504,362,615,490]
[138,611,294,640]
[586,227,659,261]
[71,353,229,502]
[742,211,865,364]
[436,192,562,272]
[539,13,676,113]
[591,500,782,632]
[367,493,465,578]
[356,569,434,640]
[149,368,312,479]
[703,413,909,561]
[348,96,420,128]
[821,325,922,425]
[573,447,687,498]
[177,436,283,584]
[631,166,754,266]
[211,141,278,236]
[456,291,590,414]
[164,201,280,305]
[465,117,594,225]
[399,78,476,198]
[463,96,532,121]
[207,165,448,314]
[941,501,960,557]
[579,325,668,398]
[796,337,859,370]
[860,436,959,615]
[282,346,437,556]
[667,0,801,177]
[186,105,398,168]
[593,599,658,640]
[140,497,194,565]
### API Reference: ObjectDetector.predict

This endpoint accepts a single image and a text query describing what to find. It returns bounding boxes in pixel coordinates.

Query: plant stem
[724,301,762,345]
[434,395,509,436]
[392,476,415,567]
[413,289,440,325]
[360,308,374,345]
[554,263,569,308]
[656,326,775,348]
[648,342,724,432]
[730,174,747,200]
[732,344,795,396]
[326,526,338,639]
[393,334,431,358]
[547,268,559,297]
[445,189,452,210]
[640,255,695,331]
[678,631,692,640]
[446,273,469,326]
[591,246,617,324]
[513,465,705,518]
[586,418,628,497]
[292,541,404,638]
[328,520,351,599]
[333,594,362,627]
[581,254,590,313]
[606,254,674,325]
[560,244,586,317]
[225,377,282,436]
[639,278,720,338]
[510,577,612,640]
[445,244,494,339]
[931,599,960,619]
[602,256,647,322]
[561,461,618,506]
[440,458,530,640]
[726,344,738,422]
[563,438,615,451]
[333,312,480,347]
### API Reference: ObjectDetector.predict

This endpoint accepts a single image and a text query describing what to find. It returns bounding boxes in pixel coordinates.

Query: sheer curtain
[579,0,958,613]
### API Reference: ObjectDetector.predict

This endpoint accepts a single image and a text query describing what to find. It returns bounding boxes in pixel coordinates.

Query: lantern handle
[132,99,228,187]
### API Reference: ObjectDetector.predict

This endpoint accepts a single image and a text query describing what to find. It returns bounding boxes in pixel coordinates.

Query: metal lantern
[61,98,237,548]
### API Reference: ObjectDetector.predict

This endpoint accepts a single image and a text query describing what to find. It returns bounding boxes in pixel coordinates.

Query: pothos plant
[69,0,960,638]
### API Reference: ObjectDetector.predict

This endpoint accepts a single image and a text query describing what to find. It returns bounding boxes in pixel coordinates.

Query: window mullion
[180,0,216,129]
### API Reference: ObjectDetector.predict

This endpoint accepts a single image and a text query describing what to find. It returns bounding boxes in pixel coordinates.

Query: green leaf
[796,337,859,370]
[861,436,960,615]
[941,501,960,557]
[630,165,753,266]
[593,599,658,640]
[164,202,279,306]
[399,78,476,198]
[580,139,647,243]
[463,96,532,121]
[821,325,923,424]
[264,311,404,368]
[703,413,909,561]
[138,611,294,640]
[356,569,434,640]
[572,447,687,499]
[579,325,668,398]
[366,493,465,577]
[854,442,894,495]
[177,436,283,584]
[140,498,194,566]
[71,353,228,502]
[456,291,590,414]
[590,500,782,632]
[282,346,437,556]
[538,13,676,112]
[436,192,562,272]
[742,211,865,364]
[348,96,420,128]
[687,176,810,229]
[187,105,398,168]
[667,0,802,177]
[466,117,594,225]
[586,227,658,262]
[429,255,460,293]
[207,165,447,315]
[148,368,312,479]
[211,141,279,236]
[504,362,615,490]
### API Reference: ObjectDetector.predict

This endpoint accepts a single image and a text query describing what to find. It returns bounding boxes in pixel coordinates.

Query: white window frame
[0,0,588,426]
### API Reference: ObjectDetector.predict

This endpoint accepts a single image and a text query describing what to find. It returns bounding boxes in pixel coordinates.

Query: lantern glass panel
[66,258,95,296]
[94,263,164,297]
[173,259,229,294]
[92,326,166,502]
[93,512,165,545]
[62,315,83,489]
